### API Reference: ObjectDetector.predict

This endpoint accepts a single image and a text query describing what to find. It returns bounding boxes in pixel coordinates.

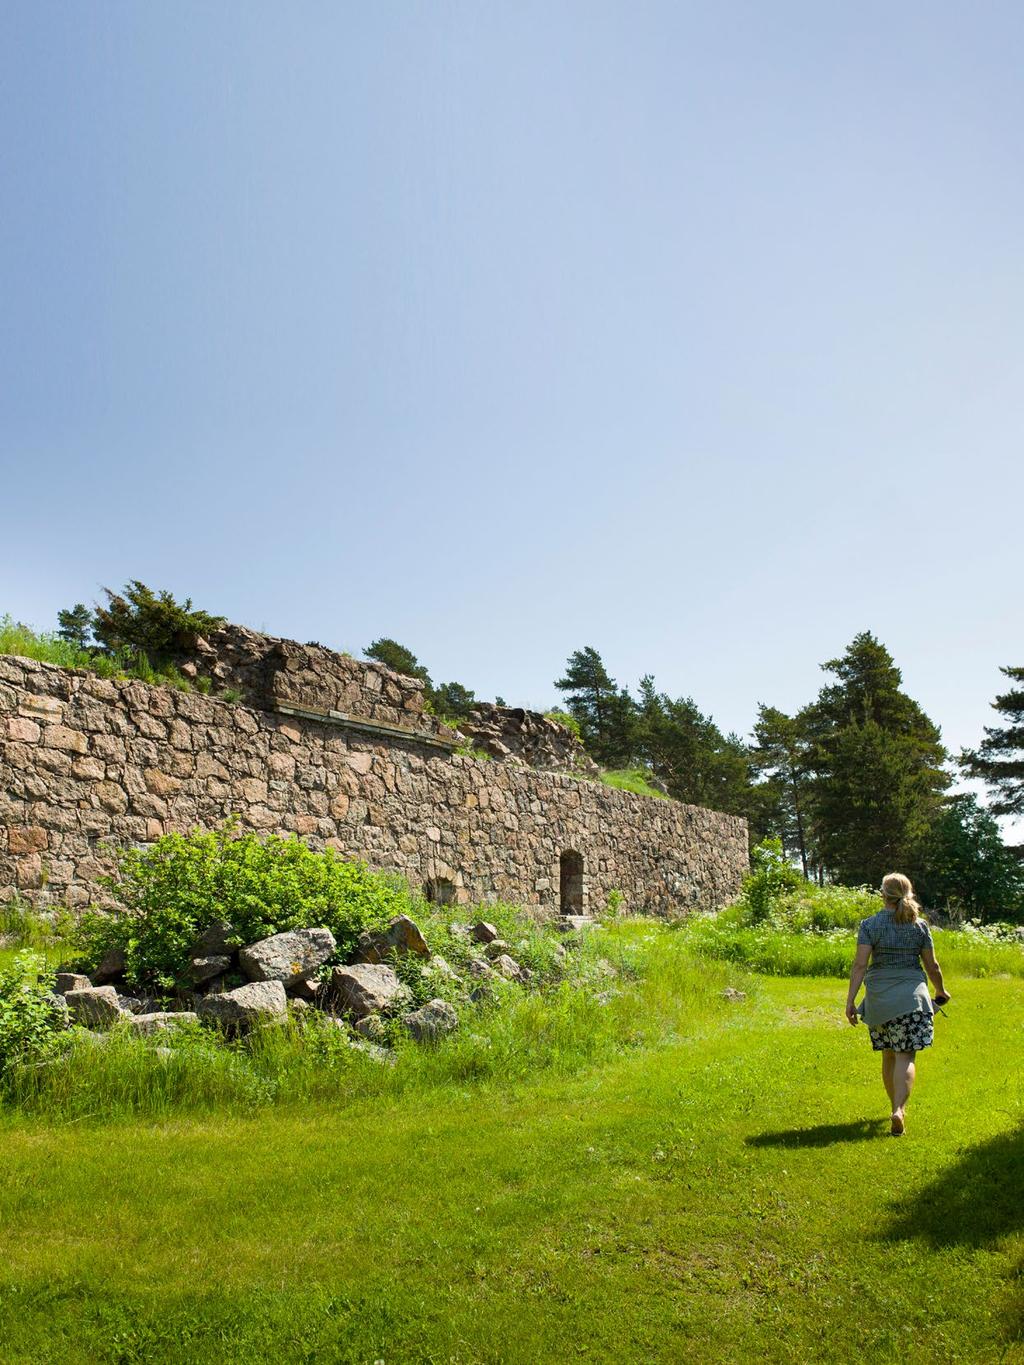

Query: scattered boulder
[722,987,747,1003]
[196,981,287,1033]
[116,994,155,1015]
[482,939,511,960]
[191,955,232,986]
[558,916,595,934]
[54,972,91,995]
[470,921,499,944]
[404,998,459,1042]
[43,991,71,1030]
[93,948,127,985]
[189,920,237,958]
[466,958,494,980]
[64,985,124,1028]
[492,954,528,983]
[353,1014,387,1042]
[128,1011,199,1036]
[355,915,430,963]
[425,955,459,981]
[330,963,409,1020]
[239,928,336,988]
[290,977,326,1002]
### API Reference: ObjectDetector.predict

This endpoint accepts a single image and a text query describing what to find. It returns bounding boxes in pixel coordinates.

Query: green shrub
[544,709,582,740]
[742,838,803,922]
[78,824,411,996]
[0,952,66,1073]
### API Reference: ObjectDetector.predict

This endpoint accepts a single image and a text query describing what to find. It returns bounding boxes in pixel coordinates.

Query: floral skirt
[868,1011,934,1052]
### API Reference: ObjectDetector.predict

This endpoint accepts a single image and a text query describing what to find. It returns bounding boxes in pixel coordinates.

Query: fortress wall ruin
[0,649,748,917]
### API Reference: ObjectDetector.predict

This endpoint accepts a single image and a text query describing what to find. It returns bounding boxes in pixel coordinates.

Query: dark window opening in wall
[559,851,584,916]
[424,878,456,906]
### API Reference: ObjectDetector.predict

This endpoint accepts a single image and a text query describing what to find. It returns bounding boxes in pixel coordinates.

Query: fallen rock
[189,920,237,958]
[93,948,127,985]
[470,921,499,944]
[330,963,409,1019]
[466,958,495,980]
[290,976,326,1002]
[355,915,430,963]
[404,998,459,1042]
[43,991,71,1030]
[349,1039,396,1066]
[239,928,336,987]
[482,939,511,960]
[191,955,232,985]
[196,981,287,1033]
[722,987,747,1002]
[54,972,91,995]
[64,985,124,1028]
[353,1014,387,1042]
[425,955,459,981]
[492,954,527,983]
[128,1011,199,1036]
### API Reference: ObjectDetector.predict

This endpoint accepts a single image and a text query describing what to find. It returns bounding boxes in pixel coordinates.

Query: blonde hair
[881,872,922,924]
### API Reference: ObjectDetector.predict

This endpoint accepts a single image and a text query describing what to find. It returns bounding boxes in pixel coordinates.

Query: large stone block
[355,915,429,964]
[330,963,409,1019]
[64,986,124,1028]
[196,981,287,1033]
[239,928,336,987]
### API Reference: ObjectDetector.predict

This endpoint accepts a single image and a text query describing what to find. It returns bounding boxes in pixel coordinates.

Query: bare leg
[891,1050,916,1134]
[881,1049,896,1107]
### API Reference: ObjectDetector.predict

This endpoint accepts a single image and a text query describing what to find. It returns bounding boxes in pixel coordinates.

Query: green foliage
[56,602,94,649]
[78,824,410,995]
[599,768,669,800]
[555,647,635,766]
[801,631,950,886]
[364,637,430,681]
[961,663,1024,817]
[544,708,582,740]
[748,704,812,874]
[0,614,205,693]
[91,581,225,665]
[741,837,803,922]
[0,952,65,1073]
[633,676,751,815]
[917,793,1024,921]
[430,680,477,719]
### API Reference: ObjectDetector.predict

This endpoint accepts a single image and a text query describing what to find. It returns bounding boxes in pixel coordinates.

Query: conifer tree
[801,632,949,886]
[748,705,811,875]
[555,648,634,765]
[961,665,1024,819]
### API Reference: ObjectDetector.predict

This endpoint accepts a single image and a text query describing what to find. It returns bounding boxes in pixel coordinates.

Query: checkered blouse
[856,909,934,969]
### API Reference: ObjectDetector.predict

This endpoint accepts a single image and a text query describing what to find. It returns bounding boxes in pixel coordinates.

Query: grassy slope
[1,972,1022,1363]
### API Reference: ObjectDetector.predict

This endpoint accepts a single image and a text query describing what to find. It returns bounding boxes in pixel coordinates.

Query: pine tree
[633,677,751,815]
[916,794,1023,920]
[802,632,949,886]
[961,665,1024,819]
[555,648,634,765]
[364,638,430,683]
[749,705,811,875]
[92,582,225,665]
[56,603,94,651]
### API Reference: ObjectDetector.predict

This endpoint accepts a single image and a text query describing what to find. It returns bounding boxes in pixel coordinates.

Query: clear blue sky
[2,2,1022,811]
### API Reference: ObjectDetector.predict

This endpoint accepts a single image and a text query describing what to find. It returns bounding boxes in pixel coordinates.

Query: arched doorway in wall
[559,850,584,916]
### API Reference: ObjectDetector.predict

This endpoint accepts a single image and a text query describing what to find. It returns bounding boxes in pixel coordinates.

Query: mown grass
[0,968,1021,1363]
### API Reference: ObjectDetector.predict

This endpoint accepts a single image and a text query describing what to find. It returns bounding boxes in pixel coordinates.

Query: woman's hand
[845,1001,860,1026]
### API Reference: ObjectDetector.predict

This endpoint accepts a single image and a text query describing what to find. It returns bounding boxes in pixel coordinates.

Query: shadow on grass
[884,1124,1024,1349]
[746,1119,887,1148]
[885,1124,1024,1248]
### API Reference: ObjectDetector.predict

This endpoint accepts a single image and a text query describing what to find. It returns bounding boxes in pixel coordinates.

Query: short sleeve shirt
[857,910,933,970]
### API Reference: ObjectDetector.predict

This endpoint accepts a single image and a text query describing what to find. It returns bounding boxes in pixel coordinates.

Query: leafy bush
[544,709,583,740]
[741,838,804,922]
[0,952,66,1073]
[91,581,225,666]
[78,825,411,995]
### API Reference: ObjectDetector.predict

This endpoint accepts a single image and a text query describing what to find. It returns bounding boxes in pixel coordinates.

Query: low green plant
[0,952,66,1074]
[0,614,202,693]
[77,823,412,996]
[544,709,582,740]
[599,768,670,800]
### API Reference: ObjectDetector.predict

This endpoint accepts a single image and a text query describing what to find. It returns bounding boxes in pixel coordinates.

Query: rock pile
[52,915,540,1049]
[457,704,600,777]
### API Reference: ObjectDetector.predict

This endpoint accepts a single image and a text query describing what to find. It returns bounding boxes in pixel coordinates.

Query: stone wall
[0,652,748,917]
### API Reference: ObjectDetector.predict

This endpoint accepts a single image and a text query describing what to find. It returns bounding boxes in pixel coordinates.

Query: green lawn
[1,969,1022,1363]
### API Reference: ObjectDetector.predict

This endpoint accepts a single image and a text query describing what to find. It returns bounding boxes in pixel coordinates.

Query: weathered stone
[404,998,459,1042]
[353,1014,387,1041]
[93,947,127,984]
[7,717,40,743]
[239,928,336,987]
[722,987,747,1002]
[470,921,499,944]
[64,985,124,1028]
[466,958,495,980]
[188,920,237,958]
[492,954,527,982]
[43,991,71,1030]
[128,1011,199,1035]
[355,915,430,964]
[191,955,231,985]
[196,980,287,1033]
[482,939,512,959]
[54,972,92,995]
[330,963,409,1019]
[8,826,47,854]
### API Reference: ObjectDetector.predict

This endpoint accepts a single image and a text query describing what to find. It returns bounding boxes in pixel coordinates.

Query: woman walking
[845,872,950,1136]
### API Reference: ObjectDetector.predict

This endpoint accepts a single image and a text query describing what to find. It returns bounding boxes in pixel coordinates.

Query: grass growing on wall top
[0,614,208,693]
[599,767,670,800]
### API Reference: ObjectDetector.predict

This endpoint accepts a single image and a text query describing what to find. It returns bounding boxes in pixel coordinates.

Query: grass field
[1,929,1022,1364]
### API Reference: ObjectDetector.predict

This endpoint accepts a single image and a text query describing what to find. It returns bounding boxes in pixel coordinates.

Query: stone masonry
[0,642,748,917]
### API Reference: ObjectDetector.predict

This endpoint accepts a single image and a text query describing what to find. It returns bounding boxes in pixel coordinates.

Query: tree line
[554,633,1023,919]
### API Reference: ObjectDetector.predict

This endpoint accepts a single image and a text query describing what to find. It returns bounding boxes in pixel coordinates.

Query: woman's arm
[846,943,871,1024]
[921,947,949,1000]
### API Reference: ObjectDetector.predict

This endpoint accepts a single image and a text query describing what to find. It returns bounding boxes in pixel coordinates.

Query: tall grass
[0,919,742,1122]
[0,613,206,692]
[599,768,670,800]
